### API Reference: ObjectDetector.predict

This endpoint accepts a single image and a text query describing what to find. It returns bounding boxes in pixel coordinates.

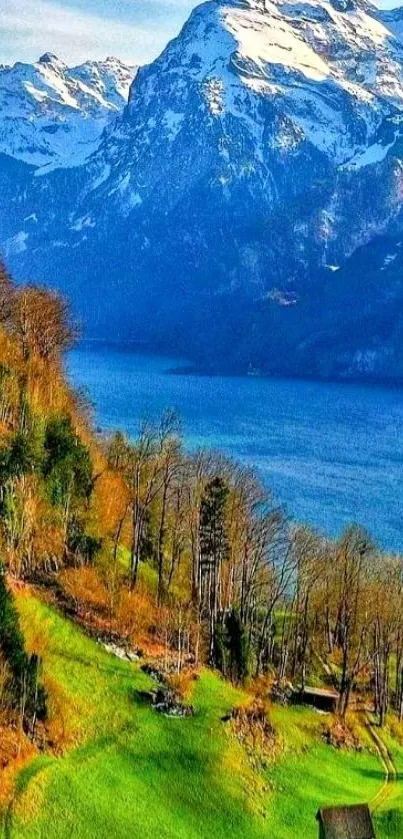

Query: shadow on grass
[14,757,55,797]
[131,689,155,705]
[51,647,135,679]
[358,767,403,782]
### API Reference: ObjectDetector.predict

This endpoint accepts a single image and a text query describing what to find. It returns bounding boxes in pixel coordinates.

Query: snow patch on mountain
[344,138,396,169]
[164,109,185,138]
[112,0,403,170]
[0,53,137,171]
[4,231,28,256]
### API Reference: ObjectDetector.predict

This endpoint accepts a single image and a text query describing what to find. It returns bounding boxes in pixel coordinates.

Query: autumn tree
[10,286,77,361]
[289,527,327,691]
[333,526,374,716]
[154,411,182,605]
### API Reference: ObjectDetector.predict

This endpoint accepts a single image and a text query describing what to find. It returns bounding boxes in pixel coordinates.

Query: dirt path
[314,650,400,815]
[364,713,398,813]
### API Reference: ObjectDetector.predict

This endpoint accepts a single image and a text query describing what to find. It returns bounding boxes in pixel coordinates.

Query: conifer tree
[199,477,229,665]
[0,562,46,729]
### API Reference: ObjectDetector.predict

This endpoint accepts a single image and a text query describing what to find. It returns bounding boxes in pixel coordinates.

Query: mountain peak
[105,56,129,65]
[0,54,137,170]
[38,52,67,72]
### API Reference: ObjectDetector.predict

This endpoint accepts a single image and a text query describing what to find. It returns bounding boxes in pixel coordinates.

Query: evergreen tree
[43,416,93,506]
[199,477,229,665]
[213,608,250,684]
[0,562,46,729]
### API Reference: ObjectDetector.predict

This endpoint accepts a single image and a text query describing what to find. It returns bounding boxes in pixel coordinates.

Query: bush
[322,715,362,751]
[0,431,41,489]
[116,589,156,644]
[166,670,198,702]
[66,516,102,565]
[230,698,278,766]
[60,567,109,613]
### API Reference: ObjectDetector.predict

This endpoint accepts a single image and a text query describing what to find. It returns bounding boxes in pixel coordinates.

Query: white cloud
[0,0,197,66]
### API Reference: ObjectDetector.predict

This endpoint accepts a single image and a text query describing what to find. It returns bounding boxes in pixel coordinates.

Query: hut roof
[316,805,375,839]
[302,687,339,700]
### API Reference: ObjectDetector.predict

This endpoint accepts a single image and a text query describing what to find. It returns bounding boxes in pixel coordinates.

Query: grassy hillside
[375,727,403,837]
[1,591,399,839]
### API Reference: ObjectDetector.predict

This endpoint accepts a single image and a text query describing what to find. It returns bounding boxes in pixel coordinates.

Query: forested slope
[1,263,403,836]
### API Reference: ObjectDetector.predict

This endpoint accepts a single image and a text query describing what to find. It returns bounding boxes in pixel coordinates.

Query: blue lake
[67,344,403,552]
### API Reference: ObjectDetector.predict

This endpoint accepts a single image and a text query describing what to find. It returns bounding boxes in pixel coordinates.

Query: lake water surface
[67,344,403,552]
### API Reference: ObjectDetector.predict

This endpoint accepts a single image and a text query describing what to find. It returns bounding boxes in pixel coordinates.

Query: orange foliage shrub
[0,716,34,769]
[60,567,109,612]
[92,470,130,539]
[166,670,198,701]
[116,588,156,644]
[249,674,275,699]
[0,720,37,807]
[42,675,80,751]
[59,566,156,649]
[322,715,362,751]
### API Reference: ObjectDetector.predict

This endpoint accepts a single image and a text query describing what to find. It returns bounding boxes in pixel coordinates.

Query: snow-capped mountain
[80,0,403,254]
[0,53,137,171]
[3,0,403,380]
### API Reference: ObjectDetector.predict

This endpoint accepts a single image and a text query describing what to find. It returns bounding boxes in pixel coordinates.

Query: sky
[0,0,400,68]
[1,0,199,67]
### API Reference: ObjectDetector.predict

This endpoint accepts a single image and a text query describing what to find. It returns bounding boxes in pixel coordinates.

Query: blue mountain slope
[2,0,403,380]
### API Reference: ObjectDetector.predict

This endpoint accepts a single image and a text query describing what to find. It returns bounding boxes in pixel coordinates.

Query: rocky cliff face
[2,0,403,380]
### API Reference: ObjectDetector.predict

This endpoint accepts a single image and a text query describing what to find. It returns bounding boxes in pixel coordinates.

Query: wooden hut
[295,686,339,713]
[316,804,376,839]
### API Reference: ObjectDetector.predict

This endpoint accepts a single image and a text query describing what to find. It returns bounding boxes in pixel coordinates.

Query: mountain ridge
[0,54,137,171]
[2,0,403,380]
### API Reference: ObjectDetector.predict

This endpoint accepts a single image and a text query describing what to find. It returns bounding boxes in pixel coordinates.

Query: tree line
[0,263,84,732]
[105,414,403,726]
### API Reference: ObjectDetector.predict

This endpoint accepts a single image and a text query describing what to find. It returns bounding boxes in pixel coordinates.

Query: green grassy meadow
[3,594,402,839]
[373,726,403,837]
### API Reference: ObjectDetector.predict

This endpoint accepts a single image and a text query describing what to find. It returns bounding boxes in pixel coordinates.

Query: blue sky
[1,0,199,67]
[0,0,399,68]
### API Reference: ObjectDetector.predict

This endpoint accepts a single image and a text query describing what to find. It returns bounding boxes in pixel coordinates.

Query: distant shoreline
[71,340,403,393]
